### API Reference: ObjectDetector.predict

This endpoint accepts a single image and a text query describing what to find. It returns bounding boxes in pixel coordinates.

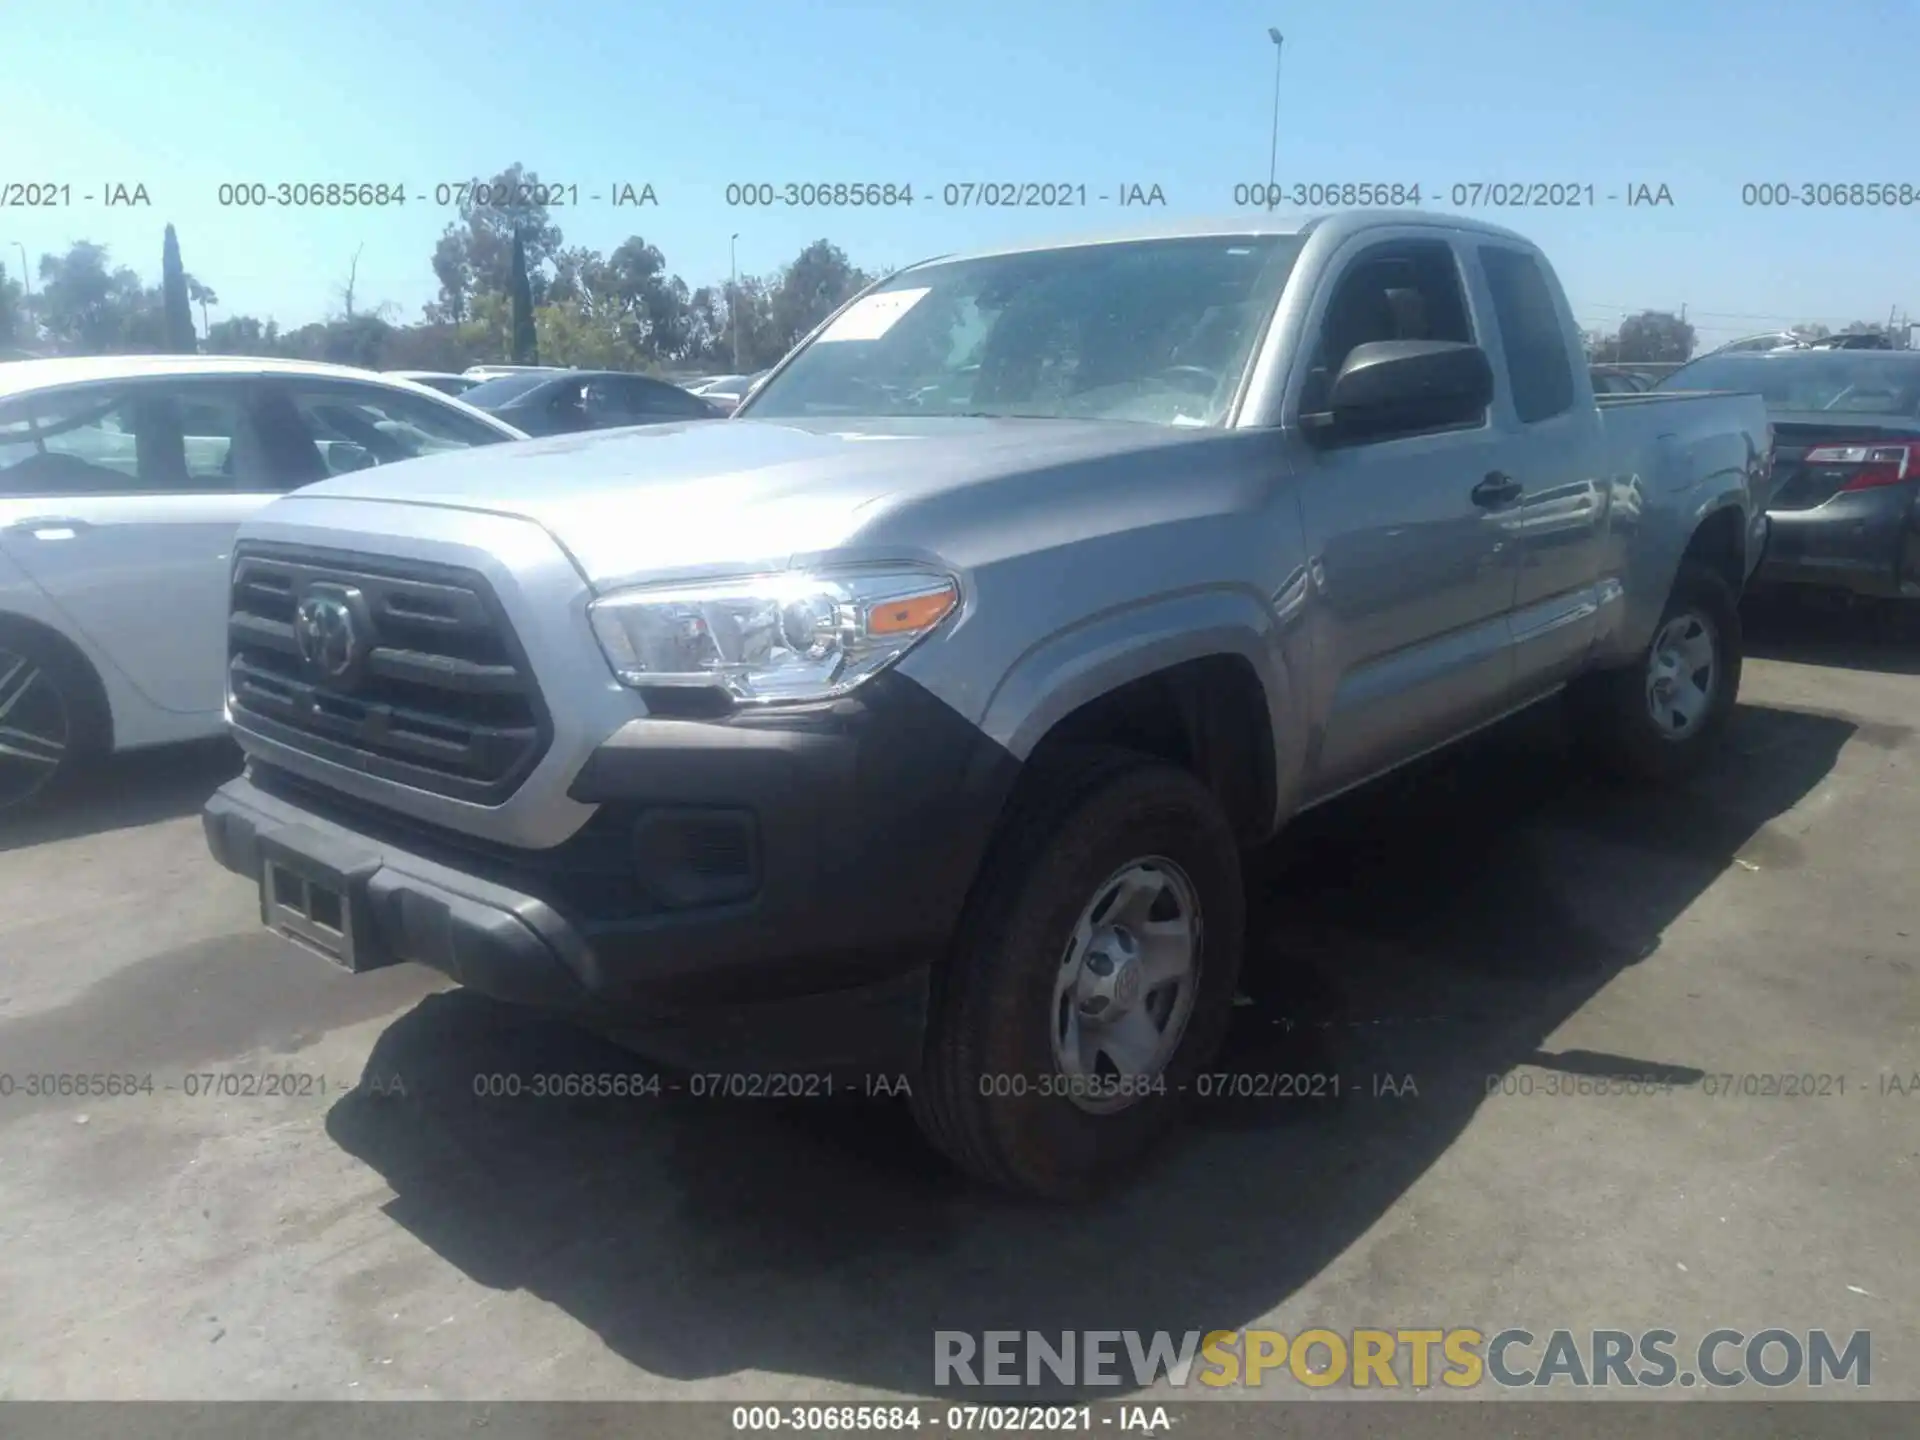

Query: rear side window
[0,381,257,495]
[1479,246,1575,423]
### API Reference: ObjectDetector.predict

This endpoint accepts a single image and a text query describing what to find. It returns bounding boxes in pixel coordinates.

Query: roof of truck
[908,210,1537,269]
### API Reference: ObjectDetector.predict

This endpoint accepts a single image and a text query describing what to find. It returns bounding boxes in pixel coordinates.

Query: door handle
[4,517,92,539]
[1472,472,1523,507]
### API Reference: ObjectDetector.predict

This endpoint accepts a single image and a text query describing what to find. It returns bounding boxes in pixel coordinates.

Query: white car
[0,355,527,812]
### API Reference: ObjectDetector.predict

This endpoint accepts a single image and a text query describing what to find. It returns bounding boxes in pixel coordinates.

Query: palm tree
[185,274,218,340]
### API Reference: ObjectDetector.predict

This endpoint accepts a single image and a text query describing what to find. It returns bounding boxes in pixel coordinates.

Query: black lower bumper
[205,674,1020,1079]
[1757,486,1920,599]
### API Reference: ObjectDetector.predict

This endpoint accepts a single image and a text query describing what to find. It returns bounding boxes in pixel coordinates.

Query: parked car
[0,356,527,812]
[684,374,750,396]
[1657,349,1920,600]
[461,365,564,383]
[461,369,724,435]
[202,214,1769,1197]
[386,370,483,397]
[1712,331,1809,356]
[1590,365,1653,394]
[1807,332,1893,351]
[697,370,771,416]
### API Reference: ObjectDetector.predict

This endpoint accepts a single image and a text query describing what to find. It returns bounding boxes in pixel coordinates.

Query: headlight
[588,568,959,705]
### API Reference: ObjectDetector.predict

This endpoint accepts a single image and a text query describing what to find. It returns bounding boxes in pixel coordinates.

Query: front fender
[976,586,1305,830]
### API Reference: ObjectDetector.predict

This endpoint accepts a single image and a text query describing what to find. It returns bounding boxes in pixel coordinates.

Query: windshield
[744,235,1304,426]
[461,373,556,407]
[1657,353,1920,416]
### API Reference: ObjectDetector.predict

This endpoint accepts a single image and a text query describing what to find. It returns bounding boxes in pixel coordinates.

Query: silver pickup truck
[203,212,1772,1198]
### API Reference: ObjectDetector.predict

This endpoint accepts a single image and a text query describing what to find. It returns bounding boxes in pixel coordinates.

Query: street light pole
[729,233,741,372]
[1266,28,1285,193]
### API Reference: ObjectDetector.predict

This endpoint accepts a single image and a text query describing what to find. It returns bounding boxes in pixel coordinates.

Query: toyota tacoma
[203,212,1772,1198]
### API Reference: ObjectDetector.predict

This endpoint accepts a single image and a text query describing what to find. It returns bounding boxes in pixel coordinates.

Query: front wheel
[0,625,107,816]
[912,748,1245,1199]
[1569,561,1743,783]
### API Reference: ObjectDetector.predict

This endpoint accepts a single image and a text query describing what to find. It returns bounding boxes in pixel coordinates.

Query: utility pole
[729,233,741,372]
[1266,28,1285,192]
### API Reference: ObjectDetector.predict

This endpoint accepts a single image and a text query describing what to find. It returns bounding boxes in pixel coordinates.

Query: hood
[276,416,1205,588]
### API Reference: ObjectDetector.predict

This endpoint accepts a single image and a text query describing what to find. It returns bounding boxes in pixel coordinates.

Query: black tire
[912,746,1245,1200]
[0,620,109,817]
[1568,561,1742,783]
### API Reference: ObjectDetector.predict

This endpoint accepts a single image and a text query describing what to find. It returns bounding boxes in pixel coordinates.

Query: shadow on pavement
[1743,587,1920,677]
[322,692,1859,1398]
[0,737,241,854]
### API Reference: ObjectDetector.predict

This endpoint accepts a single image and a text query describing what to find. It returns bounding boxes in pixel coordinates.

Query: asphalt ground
[1,594,1914,1409]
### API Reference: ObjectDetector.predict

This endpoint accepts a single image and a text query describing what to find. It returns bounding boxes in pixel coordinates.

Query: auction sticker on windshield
[818,287,931,342]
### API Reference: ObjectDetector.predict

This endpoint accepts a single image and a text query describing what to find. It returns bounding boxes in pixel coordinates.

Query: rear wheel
[1569,561,1742,783]
[0,623,108,815]
[912,747,1244,1199]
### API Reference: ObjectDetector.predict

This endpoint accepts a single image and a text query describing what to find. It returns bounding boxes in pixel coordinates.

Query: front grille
[227,543,551,804]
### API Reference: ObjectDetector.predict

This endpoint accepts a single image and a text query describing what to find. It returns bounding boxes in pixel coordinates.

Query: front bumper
[204,673,1020,1077]
[1756,484,1920,599]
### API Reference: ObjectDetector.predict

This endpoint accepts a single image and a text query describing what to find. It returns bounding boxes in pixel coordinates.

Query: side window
[1479,246,1575,423]
[1303,239,1475,419]
[0,382,257,495]
[630,378,713,418]
[577,378,630,425]
[253,382,509,486]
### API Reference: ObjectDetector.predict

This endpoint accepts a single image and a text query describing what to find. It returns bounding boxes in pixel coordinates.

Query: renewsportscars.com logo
[934,1328,1872,1390]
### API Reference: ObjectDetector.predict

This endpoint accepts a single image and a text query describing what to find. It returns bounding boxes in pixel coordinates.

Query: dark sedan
[1656,350,1920,601]
[462,370,724,437]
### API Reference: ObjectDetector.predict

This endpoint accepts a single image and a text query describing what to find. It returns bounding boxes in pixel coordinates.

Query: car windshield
[743,234,1304,427]
[461,373,555,407]
[1656,354,1920,416]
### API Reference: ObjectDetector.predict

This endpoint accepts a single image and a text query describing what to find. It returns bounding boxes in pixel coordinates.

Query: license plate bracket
[256,826,380,973]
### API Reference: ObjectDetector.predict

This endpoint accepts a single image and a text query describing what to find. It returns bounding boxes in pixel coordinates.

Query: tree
[426,164,563,323]
[456,290,514,365]
[509,228,538,364]
[204,314,273,354]
[535,298,641,370]
[185,274,218,338]
[723,275,780,369]
[339,244,364,320]
[1610,310,1695,363]
[769,240,870,355]
[160,224,196,351]
[35,242,156,353]
[683,285,727,365]
[380,321,475,373]
[0,262,23,349]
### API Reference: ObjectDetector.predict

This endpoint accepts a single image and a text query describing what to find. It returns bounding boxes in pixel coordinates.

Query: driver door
[1289,235,1523,798]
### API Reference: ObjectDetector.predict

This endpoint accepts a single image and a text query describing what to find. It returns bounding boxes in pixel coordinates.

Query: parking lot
[0,600,1915,1403]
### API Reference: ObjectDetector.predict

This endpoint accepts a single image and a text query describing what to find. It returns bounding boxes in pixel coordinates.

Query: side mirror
[1306,340,1493,442]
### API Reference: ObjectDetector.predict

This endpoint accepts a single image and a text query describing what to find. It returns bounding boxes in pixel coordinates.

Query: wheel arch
[977,589,1301,846]
[0,607,115,752]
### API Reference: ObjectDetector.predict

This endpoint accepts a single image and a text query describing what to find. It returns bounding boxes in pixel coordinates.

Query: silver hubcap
[0,649,69,809]
[1645,610,1717,739]
[1050,857,1202,1115]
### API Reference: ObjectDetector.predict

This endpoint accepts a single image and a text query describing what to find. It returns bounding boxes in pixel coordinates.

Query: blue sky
[5,0,1918,348]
